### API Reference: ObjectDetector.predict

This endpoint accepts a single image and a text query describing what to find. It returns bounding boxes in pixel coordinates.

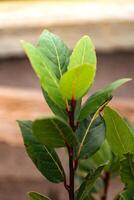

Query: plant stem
[65,98,77,200]
[68,147,75,200]
[101,172,110,200]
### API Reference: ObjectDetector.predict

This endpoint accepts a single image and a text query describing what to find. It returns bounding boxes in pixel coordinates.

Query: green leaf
[68,35,96,69]
[76,104,107,160]
[59,64,96,100]
[29,192,51,200]
[76,165,105,200]
[42,89,67,121]
[18,120,64,183]
[120,153,134,187]
[90,140,112,167]
[77,115,106,159]
[37,30,70,79]
[114,187,134,200]
[33,117,78,148]
[104,107,134,157]
[79,78,131,121]
[21,41,66,108]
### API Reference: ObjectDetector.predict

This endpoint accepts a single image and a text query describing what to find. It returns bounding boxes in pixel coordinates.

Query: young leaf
[77,115,106,159]
[37,30,70,79]
[29,192,51,200]
[120,153,134,187]
[33,117,78,148]
[68,35,96,69]
[59,64,96,100]
[21,41,66,108]
[42,89,67,121]
[79,78,131,121]
[18,120,65,183]
[76,165,105,200]
[104,107,134,157]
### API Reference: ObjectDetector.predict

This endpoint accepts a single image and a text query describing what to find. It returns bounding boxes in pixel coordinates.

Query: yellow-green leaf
[37,30,70,79]
[21,41,66,108]
[59,64,96,100]
[29,192,51,200]
[68,35,96,69]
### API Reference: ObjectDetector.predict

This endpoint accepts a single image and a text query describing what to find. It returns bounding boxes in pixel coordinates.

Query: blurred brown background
[0,1,134,200]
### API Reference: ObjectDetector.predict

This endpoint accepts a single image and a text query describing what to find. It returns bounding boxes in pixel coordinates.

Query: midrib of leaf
[21,122,64,180]
[72,74,77,99]
[50,119,69,145]
[43,145,64,178]
[111,116,126,152]
[77,101,109,159]
[81,41,86,64]
[77,110,98,159]
[47,37,62,77]
[41,59,59,88]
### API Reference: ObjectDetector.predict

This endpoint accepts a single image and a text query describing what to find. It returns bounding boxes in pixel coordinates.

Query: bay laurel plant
[18,30,134,200]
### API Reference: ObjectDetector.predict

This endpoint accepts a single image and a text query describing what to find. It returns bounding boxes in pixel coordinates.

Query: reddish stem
[65,98,77,200]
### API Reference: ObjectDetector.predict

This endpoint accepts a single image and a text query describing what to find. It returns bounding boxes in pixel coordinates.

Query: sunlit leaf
[60,64,96,100]
[21,41,66,108]
[68,35,96,69]
[37,30,70,78]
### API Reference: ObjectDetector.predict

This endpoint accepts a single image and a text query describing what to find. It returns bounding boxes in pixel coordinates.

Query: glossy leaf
[76,165,105,200]
[21,41,66,108]
[33,117,78,148]
[77,115,106,159]
[79,78,131,121]
[42,89,67,121]
[37,30,70,78]
[29,192,51,200]
[59,64,96,100]
[104,107,134,157]
[120,153,134,187]
[68,35,96,69]
[18,120,64,183]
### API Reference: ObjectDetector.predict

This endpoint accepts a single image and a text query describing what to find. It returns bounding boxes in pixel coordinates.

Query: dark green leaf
[42,89,67,121]
[120,153,134,187]
[76,104,107,160]
[29,192,51,200]
[104,107,134,157]
[76,165,105,200]
[68,35,96,70]
[33,117,78,148]
[79,78,131,121]
[77,115,106,159]
[59,64,96,100]
[18,120,64,183]
[21,41,66,108]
